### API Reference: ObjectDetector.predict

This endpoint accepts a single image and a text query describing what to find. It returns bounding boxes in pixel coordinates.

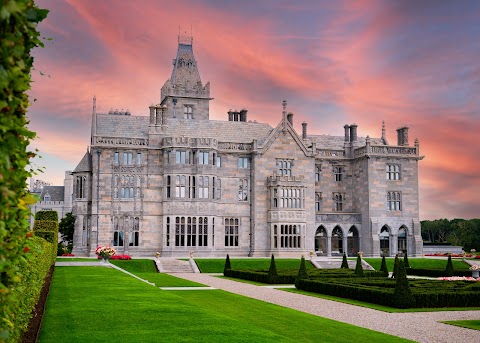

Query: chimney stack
[302,122,307,139]
[350,124,358,142]
[396,126,409,146]
[239,109,248,122]
[344,124,350,142]
[149,105,155,125]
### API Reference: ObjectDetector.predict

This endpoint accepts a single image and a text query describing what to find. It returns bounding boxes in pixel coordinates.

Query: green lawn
[110,259,205,287]
[284,289,480,313]
[55,258,98,262]
[194,258,315,273]
[441,320,480,331]
[39,267,412,342]
[359,258,470,271]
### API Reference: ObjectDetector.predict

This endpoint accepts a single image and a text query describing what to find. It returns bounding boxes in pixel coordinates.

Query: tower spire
[91,95,97,144]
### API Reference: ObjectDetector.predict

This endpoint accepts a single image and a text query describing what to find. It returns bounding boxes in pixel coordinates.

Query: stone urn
[101,256,110,263]
[472,270,479,279]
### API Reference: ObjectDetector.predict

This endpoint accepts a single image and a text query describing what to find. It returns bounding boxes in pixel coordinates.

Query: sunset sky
[28,0,480,220]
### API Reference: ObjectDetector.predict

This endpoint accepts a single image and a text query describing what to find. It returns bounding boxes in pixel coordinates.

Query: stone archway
[315,226,327,256]
[380,225,390,256]
[347,226,359,257]
[332,226,343,255]
[398,226,407,255]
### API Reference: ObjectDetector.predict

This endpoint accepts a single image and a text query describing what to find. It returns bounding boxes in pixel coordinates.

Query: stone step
[156,259,195,273]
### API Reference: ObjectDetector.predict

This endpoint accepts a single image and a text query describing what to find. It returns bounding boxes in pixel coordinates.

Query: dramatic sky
[29,0,480,220]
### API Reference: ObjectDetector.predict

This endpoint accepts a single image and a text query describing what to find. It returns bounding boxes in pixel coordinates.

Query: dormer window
[44,194,51,202]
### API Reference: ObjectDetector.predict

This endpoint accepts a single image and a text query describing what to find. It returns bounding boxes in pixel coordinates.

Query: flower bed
[61,253,75,257]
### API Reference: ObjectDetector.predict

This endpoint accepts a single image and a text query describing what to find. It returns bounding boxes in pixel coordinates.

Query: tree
[297,256,309,280]
[354,253,364,276]
[59,212,75,244]
[393,260,416,308]
[380,255,389,277]
[341,252,349,268]
[267,254,278,283]
[223,254,231,275]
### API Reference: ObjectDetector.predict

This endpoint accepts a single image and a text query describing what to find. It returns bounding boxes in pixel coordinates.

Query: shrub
[34,210,58,221]
[403,250,410,268]
[297,256,309,280]
[380,255,389,276]
[392,255,399,278]
[341,253,349,269]
[223,254,231,275]
[33,220,58,232]
[393,260,416,308]
[267,254,278,283]
[34,230,56,244]
[354,253,364,276]
[445,254,455,277]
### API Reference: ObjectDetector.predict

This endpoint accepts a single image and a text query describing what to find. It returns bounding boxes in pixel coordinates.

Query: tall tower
[160,33,213,120]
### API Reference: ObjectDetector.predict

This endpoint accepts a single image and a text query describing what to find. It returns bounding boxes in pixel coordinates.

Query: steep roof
[40,186,65,202]
[171,41,202,86]
[96,114,149,137]
[73,151,92,172]
[307,135,385,150]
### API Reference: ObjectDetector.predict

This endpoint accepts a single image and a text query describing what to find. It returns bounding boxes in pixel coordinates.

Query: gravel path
[173,273,480,343]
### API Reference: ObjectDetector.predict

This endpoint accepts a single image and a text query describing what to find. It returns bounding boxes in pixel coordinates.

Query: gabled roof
[73,151,92,173]
[260,118,310,156]
[40,186,65,202]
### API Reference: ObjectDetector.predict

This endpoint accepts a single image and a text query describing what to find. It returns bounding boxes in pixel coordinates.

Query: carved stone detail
[217,142,253,151]
[317,150,345,157]
[113,166,143,173]
[95,137,148,146]
[316,213,362,223]
[164,201,212,214]
[268,210,307,222]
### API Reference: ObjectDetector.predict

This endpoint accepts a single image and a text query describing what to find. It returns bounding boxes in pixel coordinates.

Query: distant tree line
[421,219,480,250]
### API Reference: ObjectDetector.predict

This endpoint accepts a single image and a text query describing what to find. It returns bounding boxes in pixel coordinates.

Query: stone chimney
[396,126,409,146]
[302,122,307,139]
[287,112,294,125]
[149,105,155,125]
[350,124,358,142]
[228,109,234,121]
[344,124,350,142]
[239,109,248,122]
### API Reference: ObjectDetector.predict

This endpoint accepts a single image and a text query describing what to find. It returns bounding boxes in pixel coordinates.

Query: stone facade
[72,37,424,258]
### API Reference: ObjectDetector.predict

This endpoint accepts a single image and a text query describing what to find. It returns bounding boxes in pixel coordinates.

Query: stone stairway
[155,258,197,273]
[312,258,375,270]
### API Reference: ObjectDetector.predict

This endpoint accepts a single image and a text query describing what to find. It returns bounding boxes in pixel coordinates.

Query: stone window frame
[333,192,344,212]
[387,191,402,211]
[174,216,209,247]
[198,151,209,165]
[277,159,293,177]
[113,216,124,247]
[75,175,87,199]
[129,217,140,247]
[137,152,142,165]
[273,187,304,209]
[175,175,187,198]
[176,150,187,164]
[114,152,119,164]
[238,156,249,169]
[198,176,209,199]
[315,165,321,182]
[333,166,344,182]
[315,192,322,212]
[386,163,401,181]
[277,224,301,249]
[184,104,194,119]
[238,178,248,202]
[224,218,239,247]
[123,152,133,165]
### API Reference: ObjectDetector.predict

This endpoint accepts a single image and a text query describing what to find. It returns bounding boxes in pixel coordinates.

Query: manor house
[72,36,424,258]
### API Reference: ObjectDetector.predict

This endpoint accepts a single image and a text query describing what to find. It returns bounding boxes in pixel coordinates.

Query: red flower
[23,246,30,253]
[26,232,33,238]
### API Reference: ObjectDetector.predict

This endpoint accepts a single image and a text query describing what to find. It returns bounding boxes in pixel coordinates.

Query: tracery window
[198,176,209,199]
[129,217,140,246]
[315,165,321,182]
[184,105,193,119]
[238,179,248,201]
[315,193,321,212]
[174,216,209,247]
[333,193,343,211]
[175,175,186,198]
[272,187,304,208]
[334,166,344,182]
[279,224,301,248]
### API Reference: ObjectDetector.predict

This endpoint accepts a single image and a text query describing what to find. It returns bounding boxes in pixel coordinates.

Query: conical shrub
[403,250,410,268]
[392,255,399,278]
[297,256,309,279]
[267,254,278,283]
[223,254,231,275]
[380,255,389,277]
[393,260,416,308]
[341,252,349,269]
[354,253,364,276]
[445,254,454,277]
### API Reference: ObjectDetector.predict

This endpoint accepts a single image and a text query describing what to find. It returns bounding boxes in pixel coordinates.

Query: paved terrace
[173,272,480,343]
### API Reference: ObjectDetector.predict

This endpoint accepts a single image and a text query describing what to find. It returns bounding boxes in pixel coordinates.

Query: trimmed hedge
[296,277,480,308]
[34,231,56,244]
[33,220,58,232]
[6,236,55,342]
[406,268,471,277]
[34,210,58,221]
[225,269,296,284]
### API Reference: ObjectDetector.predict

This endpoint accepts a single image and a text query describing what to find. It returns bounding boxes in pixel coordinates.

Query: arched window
[347,226,359,256]
[380,226,390,256]
[315,165,321,182]
[315,226,327,255]
[332,226,343,255]
[398,226,407,253]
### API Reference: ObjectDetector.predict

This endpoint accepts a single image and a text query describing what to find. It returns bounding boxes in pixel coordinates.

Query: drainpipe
[248,153,254,257]
[96,149,101,249]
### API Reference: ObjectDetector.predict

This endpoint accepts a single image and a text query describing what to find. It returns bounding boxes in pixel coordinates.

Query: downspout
[96,149,101,249]
[248,152,254,257]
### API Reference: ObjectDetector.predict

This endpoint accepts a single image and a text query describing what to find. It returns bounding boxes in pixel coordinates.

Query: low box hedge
[34,210,58,221]
[296,278,480,308]
[407,268,471,278]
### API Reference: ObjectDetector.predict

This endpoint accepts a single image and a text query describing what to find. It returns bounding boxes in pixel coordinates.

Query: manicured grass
[441,320,480,331]
[40,267,412,342]
[110,259,205,287]
[283,288,480,313]
[55,258,98,262]
[359,258,470,271]
[194,258,315,273]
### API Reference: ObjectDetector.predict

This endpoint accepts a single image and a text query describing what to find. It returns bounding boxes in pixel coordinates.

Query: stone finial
[381,120,389,145]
